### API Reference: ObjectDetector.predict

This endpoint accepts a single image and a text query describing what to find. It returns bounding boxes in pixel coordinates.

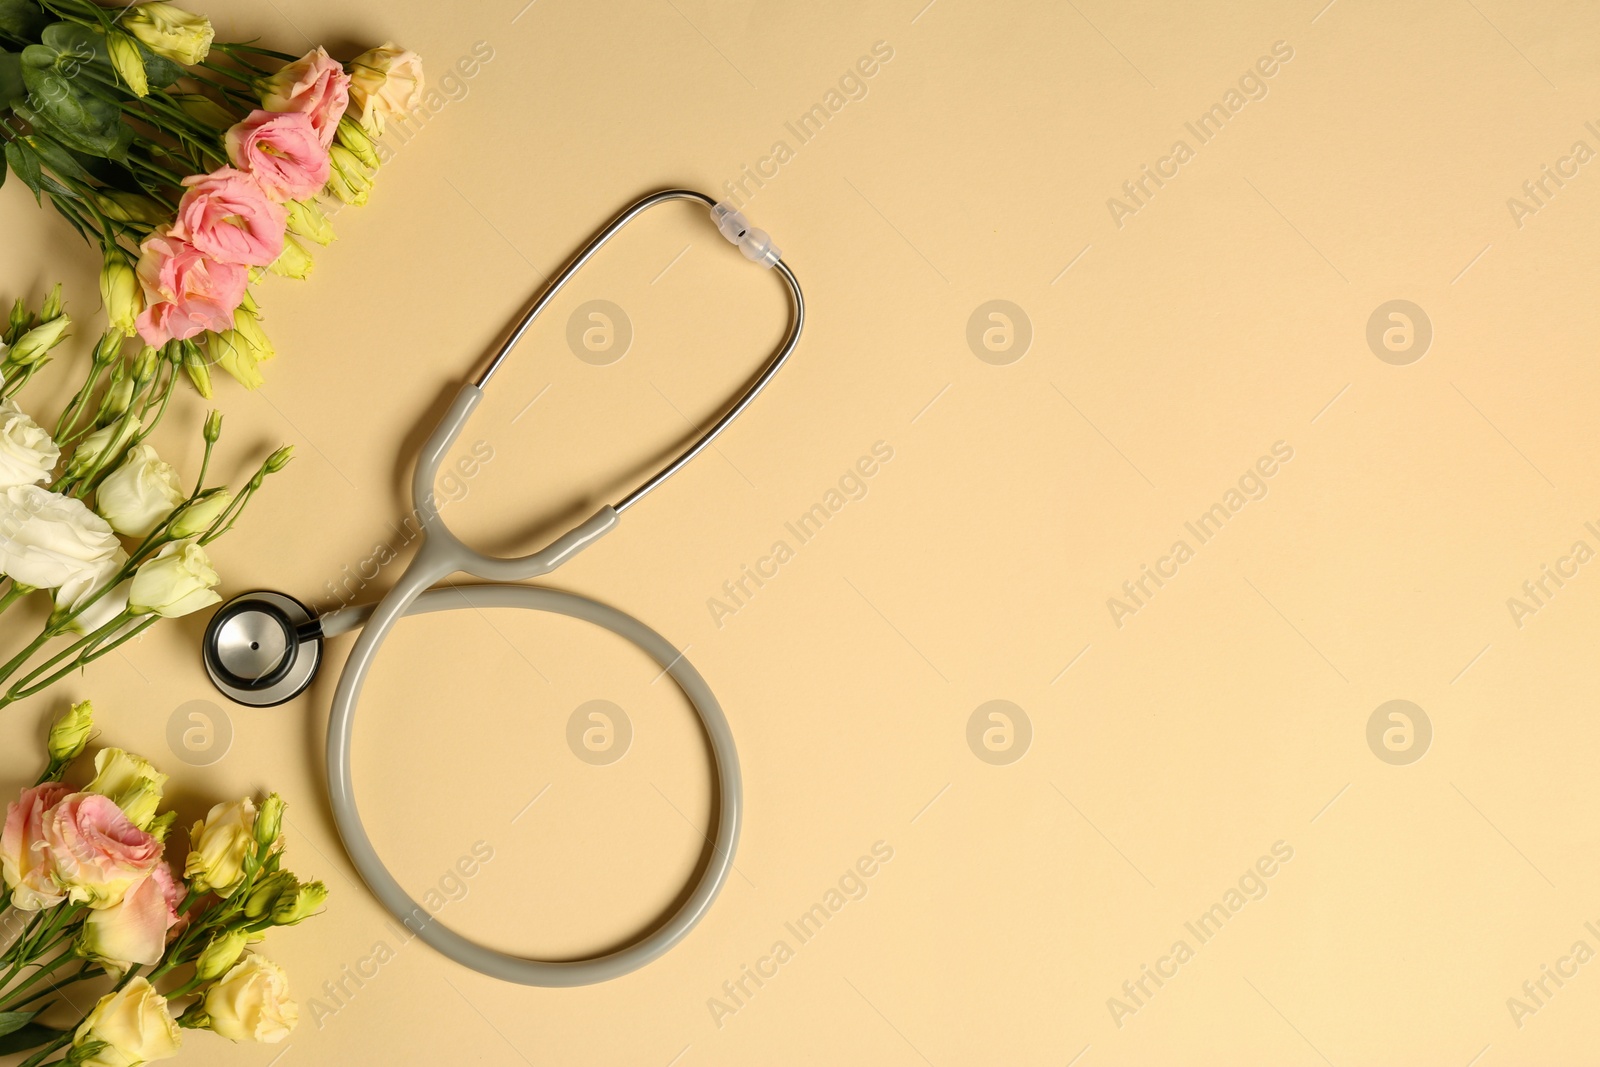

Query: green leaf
[0,1009,40,1038]
[17,47,125,157]
[137,40,181,89]
[28,131,92,183]
[0,49,22,110]
[4,136,41,201]
[0,1021,58,1055]
[40,21,108,67]
[0,0,47,40]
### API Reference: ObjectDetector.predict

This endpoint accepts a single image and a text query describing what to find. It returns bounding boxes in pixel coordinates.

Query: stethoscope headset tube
[210,190,803,986]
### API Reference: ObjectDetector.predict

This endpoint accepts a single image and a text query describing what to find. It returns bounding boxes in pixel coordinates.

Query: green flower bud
[95,191,167,226]
[133,345,160,387]
[107,31,149,97]
[94,328,125,367]
[123,1,214,65]
[147,810,177,841]
[254,793,283,848]
[167,489,231,539]
[181,342,211,397]
[100,252,142,337]
[10,315,70,365]
[242,870,296,921]
[203,410,222,443]
[335,116,379,169]
[39,283,63,322]
[271,880,328,926]
[171,92,233,127]
[264,446,293,474]
[285,198,335,246]
[47,700,94,763]
[326,145,373,207]
[6,297,27,344]
[194,929,249,983]
[267,235,314,280]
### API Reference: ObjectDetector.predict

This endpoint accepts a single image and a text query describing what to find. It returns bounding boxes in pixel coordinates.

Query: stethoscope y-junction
[201,189,802,986]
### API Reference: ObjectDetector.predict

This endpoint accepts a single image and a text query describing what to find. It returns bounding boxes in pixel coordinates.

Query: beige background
[5,0,1600,1062]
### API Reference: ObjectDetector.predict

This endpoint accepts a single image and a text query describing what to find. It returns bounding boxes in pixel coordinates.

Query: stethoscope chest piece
[202,591,323,707]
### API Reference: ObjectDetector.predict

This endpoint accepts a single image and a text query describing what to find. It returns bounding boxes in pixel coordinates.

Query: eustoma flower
[41,791,164,908]
[73,976,184,1065]
[346,43,426,134]
[258,47,350,148]
[135,233,249,346]
[225,111,331,202]
[0,399,60,488]
[171,169,287,268]
[0,485,122,590]
[129,539,221,617]
[1,782,73,909]
[96,444,187,538]
[80,862,185,971]
[200,955,299,1043]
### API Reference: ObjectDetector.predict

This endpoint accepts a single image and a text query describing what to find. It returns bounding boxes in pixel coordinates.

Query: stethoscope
[201,189,802,986]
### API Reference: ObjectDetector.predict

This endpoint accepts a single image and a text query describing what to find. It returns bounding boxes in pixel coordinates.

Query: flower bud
[123,1,214,65]
[335,116,379,169]
[9,314,70,365]
[40,284,63,323]
[210,331,263,389]
[242,870,295,921]
[100,252,142,336]
[181,341,211,398]
[67,417,137,479]
[254,793,283,848]
[95,191,167,226]
[267,236,313,280]
[171,91,233,127]
[107,31,149,97]
[147,810,177,841]
[271,881,327,926]
[133,345,160,388]
[325,145,372,207]
[194,929,249,983]
[203,410,222,444]
[102,374,135,421]
[95,328,126,367]
[166,489,230,539]
[284,199,334,246]
[263,446,293,474]
[47,700,94,763]
[6,297,27,344]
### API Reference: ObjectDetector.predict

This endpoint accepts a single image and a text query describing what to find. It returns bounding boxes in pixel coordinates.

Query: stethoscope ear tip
[202,590,323,708]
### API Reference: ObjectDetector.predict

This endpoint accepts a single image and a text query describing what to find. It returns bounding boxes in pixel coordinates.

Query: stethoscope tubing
[318,189,801,986]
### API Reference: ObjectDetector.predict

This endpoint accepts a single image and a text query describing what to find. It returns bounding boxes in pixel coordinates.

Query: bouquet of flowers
[0,700,325,1065]
[0,282,287,712]
[0,0,424,391]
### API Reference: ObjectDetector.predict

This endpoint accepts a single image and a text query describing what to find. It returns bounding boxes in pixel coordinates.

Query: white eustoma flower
[0,399,61,489]
[128,538,220,617]
[96,444,186,538]
[0,485,121,589]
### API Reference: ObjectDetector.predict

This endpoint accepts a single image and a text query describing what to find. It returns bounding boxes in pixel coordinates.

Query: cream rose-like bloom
[0,399,60,489]
[42,792,164,909]
[0,782,72,910]
[185,797,255,897]
[96,444,186,538]
[129,538,221,618]
[122,1,213,65]
[0,485,122,590]
[346,43,424,134]
[73,976,183,1067]
[52,548,131,635]
[203,955,299,1043]
[80,862,184,972]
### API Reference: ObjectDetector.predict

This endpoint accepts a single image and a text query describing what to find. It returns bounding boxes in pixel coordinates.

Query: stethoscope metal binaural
[201,189,802,986]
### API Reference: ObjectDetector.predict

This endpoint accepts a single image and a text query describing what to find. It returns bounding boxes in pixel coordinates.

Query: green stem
[0,582,29,615]
[15,1032,71,1067]
[0,617,156,708]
